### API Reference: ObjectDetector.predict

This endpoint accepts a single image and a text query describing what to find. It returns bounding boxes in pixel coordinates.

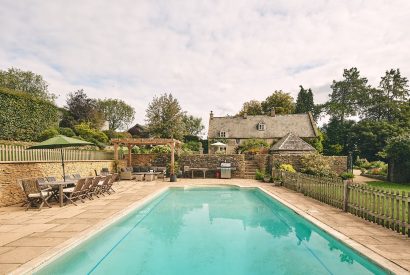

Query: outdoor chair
[101,168,110,176]
[63,178,86,206]
[104,173,118,195]
[89,176,102,198]
[72,174,82,179]
[80,177,94,200]
[46,176,57,182]
[21,179,52,211]
[38,177,59,202]
[64,175,73,181]
[98,175,112,196]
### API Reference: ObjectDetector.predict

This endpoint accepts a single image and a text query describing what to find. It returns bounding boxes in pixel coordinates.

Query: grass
[365,181,410,193]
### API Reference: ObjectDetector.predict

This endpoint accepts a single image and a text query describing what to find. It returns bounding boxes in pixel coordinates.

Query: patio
[0,179,409,274]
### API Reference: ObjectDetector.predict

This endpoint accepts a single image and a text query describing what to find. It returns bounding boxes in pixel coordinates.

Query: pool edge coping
[11,186,169,275]
[257,186,407,275]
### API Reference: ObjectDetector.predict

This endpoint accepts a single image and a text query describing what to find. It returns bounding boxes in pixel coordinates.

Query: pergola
[111,138,182,181]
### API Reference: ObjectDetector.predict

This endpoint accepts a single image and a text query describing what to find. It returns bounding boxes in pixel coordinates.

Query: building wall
[0,160,124,207]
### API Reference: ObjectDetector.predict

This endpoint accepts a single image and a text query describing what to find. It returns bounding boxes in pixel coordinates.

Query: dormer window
[219,131,226,138]
[257,123,266,131]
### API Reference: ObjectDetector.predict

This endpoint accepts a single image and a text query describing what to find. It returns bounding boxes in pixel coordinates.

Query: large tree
[145,93,185,140]
[182,114,205,137]
[0,67,55,101]
[261,90,295,115]
[65,89,104,129]
[328,67,369,122]
[97,99,135,131]
[237,100,263,116]
[295,85,314,114]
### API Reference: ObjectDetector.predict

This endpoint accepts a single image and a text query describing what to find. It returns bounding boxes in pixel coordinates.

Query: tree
[384,133,410,183]
[145,93,185,140]
[65,90,104,129]
[378,69,410,122]
[0,67,55,101]
[322,118,356,156]
[328,68,369,122]
[97,99,135,131]
[261,91,295,115]
[295,85,314,114]
[182,114,204,137]
[237,100,263,116]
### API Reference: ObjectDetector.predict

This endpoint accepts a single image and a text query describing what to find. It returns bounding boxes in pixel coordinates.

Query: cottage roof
[270,132,316,152]
[208,113,318,139]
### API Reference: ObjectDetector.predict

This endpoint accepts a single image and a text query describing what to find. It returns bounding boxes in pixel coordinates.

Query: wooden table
[40,180,76,207]
[190,168,209,179]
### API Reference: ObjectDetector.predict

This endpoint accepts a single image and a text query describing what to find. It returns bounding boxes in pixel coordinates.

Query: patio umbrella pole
[61,147,66,182]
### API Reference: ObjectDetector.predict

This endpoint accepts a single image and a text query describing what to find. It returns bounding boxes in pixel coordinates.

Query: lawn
[366,181,410,193]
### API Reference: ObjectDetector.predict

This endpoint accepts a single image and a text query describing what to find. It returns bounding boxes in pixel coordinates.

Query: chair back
[101,175,111,186]
[72,174,82,179]
[111,173,119,182]
[82,177,93,190]
[91,176,101,188]
[64,175,73,181]
[46,176,57,182]
[37,178,47,184]
[22,179,40,195]
[73,178,86,192]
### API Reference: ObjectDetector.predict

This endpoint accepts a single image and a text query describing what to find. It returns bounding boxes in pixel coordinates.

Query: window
[257,123,266,131]
[236,138,240,144]
[219,131,226,138]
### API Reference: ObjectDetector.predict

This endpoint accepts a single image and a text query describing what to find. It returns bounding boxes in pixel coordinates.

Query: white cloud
[0,0,409,133]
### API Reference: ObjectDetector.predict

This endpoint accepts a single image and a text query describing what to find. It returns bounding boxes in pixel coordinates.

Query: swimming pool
[35,187,387,274]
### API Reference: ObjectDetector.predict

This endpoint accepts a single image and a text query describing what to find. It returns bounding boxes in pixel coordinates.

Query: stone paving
[0,178,408,274]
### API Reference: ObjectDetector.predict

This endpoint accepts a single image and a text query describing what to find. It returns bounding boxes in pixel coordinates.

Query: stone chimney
[270,108,276,117]
[210,111,214,120]
[243,112,247,119]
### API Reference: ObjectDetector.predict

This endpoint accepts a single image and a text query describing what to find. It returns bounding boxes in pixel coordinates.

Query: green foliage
[182,141,202,153]
[322,118,355,156]
[255,169,266,181]
[146,93,185,140]
[0,67,55,101]
[182,114,205,137]
[237,100,264,116]
[304,130,324,153]
[328,67,369,122]
[300,153,337,177]
[103,130,132,139]
[0,88,59,141]
[66,90,104,129]
[385,133,410,162]
[38,128,59,141]
[279,164,296,173]
[58,127,75,137]
[340,172,354,180]
[295,85,314,114]
[151,145,171,154]
[261,90,295,115]
[166,161,179,176]
[97,99,135,131]
[73,123,109,147]
[236,139,269,154]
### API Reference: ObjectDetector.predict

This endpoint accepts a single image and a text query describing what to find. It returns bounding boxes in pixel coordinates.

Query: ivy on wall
[0,88,59,141]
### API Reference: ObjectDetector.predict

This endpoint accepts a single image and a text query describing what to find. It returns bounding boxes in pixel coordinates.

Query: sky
[1,0,410,132]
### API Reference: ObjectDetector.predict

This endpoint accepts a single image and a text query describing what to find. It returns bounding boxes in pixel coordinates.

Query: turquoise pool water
[36,187,387,275]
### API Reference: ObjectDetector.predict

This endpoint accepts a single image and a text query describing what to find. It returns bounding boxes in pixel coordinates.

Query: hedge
[0,87,59,141]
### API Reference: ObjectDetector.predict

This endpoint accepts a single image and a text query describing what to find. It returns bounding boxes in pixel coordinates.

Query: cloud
[0,0,409,133]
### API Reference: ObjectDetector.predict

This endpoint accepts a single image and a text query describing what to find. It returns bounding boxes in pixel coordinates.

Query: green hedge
[0,87,59,141]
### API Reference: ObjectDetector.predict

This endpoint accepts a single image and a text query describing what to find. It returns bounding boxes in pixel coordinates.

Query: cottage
[207,110,318,154]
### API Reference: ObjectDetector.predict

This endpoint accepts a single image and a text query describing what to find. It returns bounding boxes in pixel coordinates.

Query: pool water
[36,187,387,275]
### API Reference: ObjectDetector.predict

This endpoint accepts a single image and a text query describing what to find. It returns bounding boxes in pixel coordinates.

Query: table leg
[192,170,194,179]
[59,184,63,207]
[203,170,205,179]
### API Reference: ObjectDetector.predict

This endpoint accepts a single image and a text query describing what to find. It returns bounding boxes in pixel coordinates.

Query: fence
[0,145,114,163]
[279,170,410,237]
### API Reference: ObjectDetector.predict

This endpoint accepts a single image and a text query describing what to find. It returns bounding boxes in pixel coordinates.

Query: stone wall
[179,154,245,178]
[269,154,347,175]
[0,160,123,207]
[131,154,169,167]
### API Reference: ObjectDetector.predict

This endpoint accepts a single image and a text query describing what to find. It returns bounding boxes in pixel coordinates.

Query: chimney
[270,108,276,117]
[243,112,247,119]
[210,111,214,120]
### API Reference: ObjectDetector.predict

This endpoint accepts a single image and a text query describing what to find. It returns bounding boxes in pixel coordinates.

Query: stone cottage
[207,110,318,154]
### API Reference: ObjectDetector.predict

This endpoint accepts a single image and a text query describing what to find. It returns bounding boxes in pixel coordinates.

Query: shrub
[300,153,337,177]
[340,172,354,180]
[182,141,202,152]
[58,127,75,137]
[37,128,59,141]
[74,123,109,144]
[0,87,59,141]
[255,169,266,181]
[279,164,296,173]
[151,145,171,154]
[237,139,269,154]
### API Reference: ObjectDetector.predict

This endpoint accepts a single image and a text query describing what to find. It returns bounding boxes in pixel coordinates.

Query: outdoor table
[40,180,76,207]
[190,168,209,179]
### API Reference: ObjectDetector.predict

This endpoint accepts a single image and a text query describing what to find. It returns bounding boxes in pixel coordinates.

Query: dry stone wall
[0,160,123,207]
